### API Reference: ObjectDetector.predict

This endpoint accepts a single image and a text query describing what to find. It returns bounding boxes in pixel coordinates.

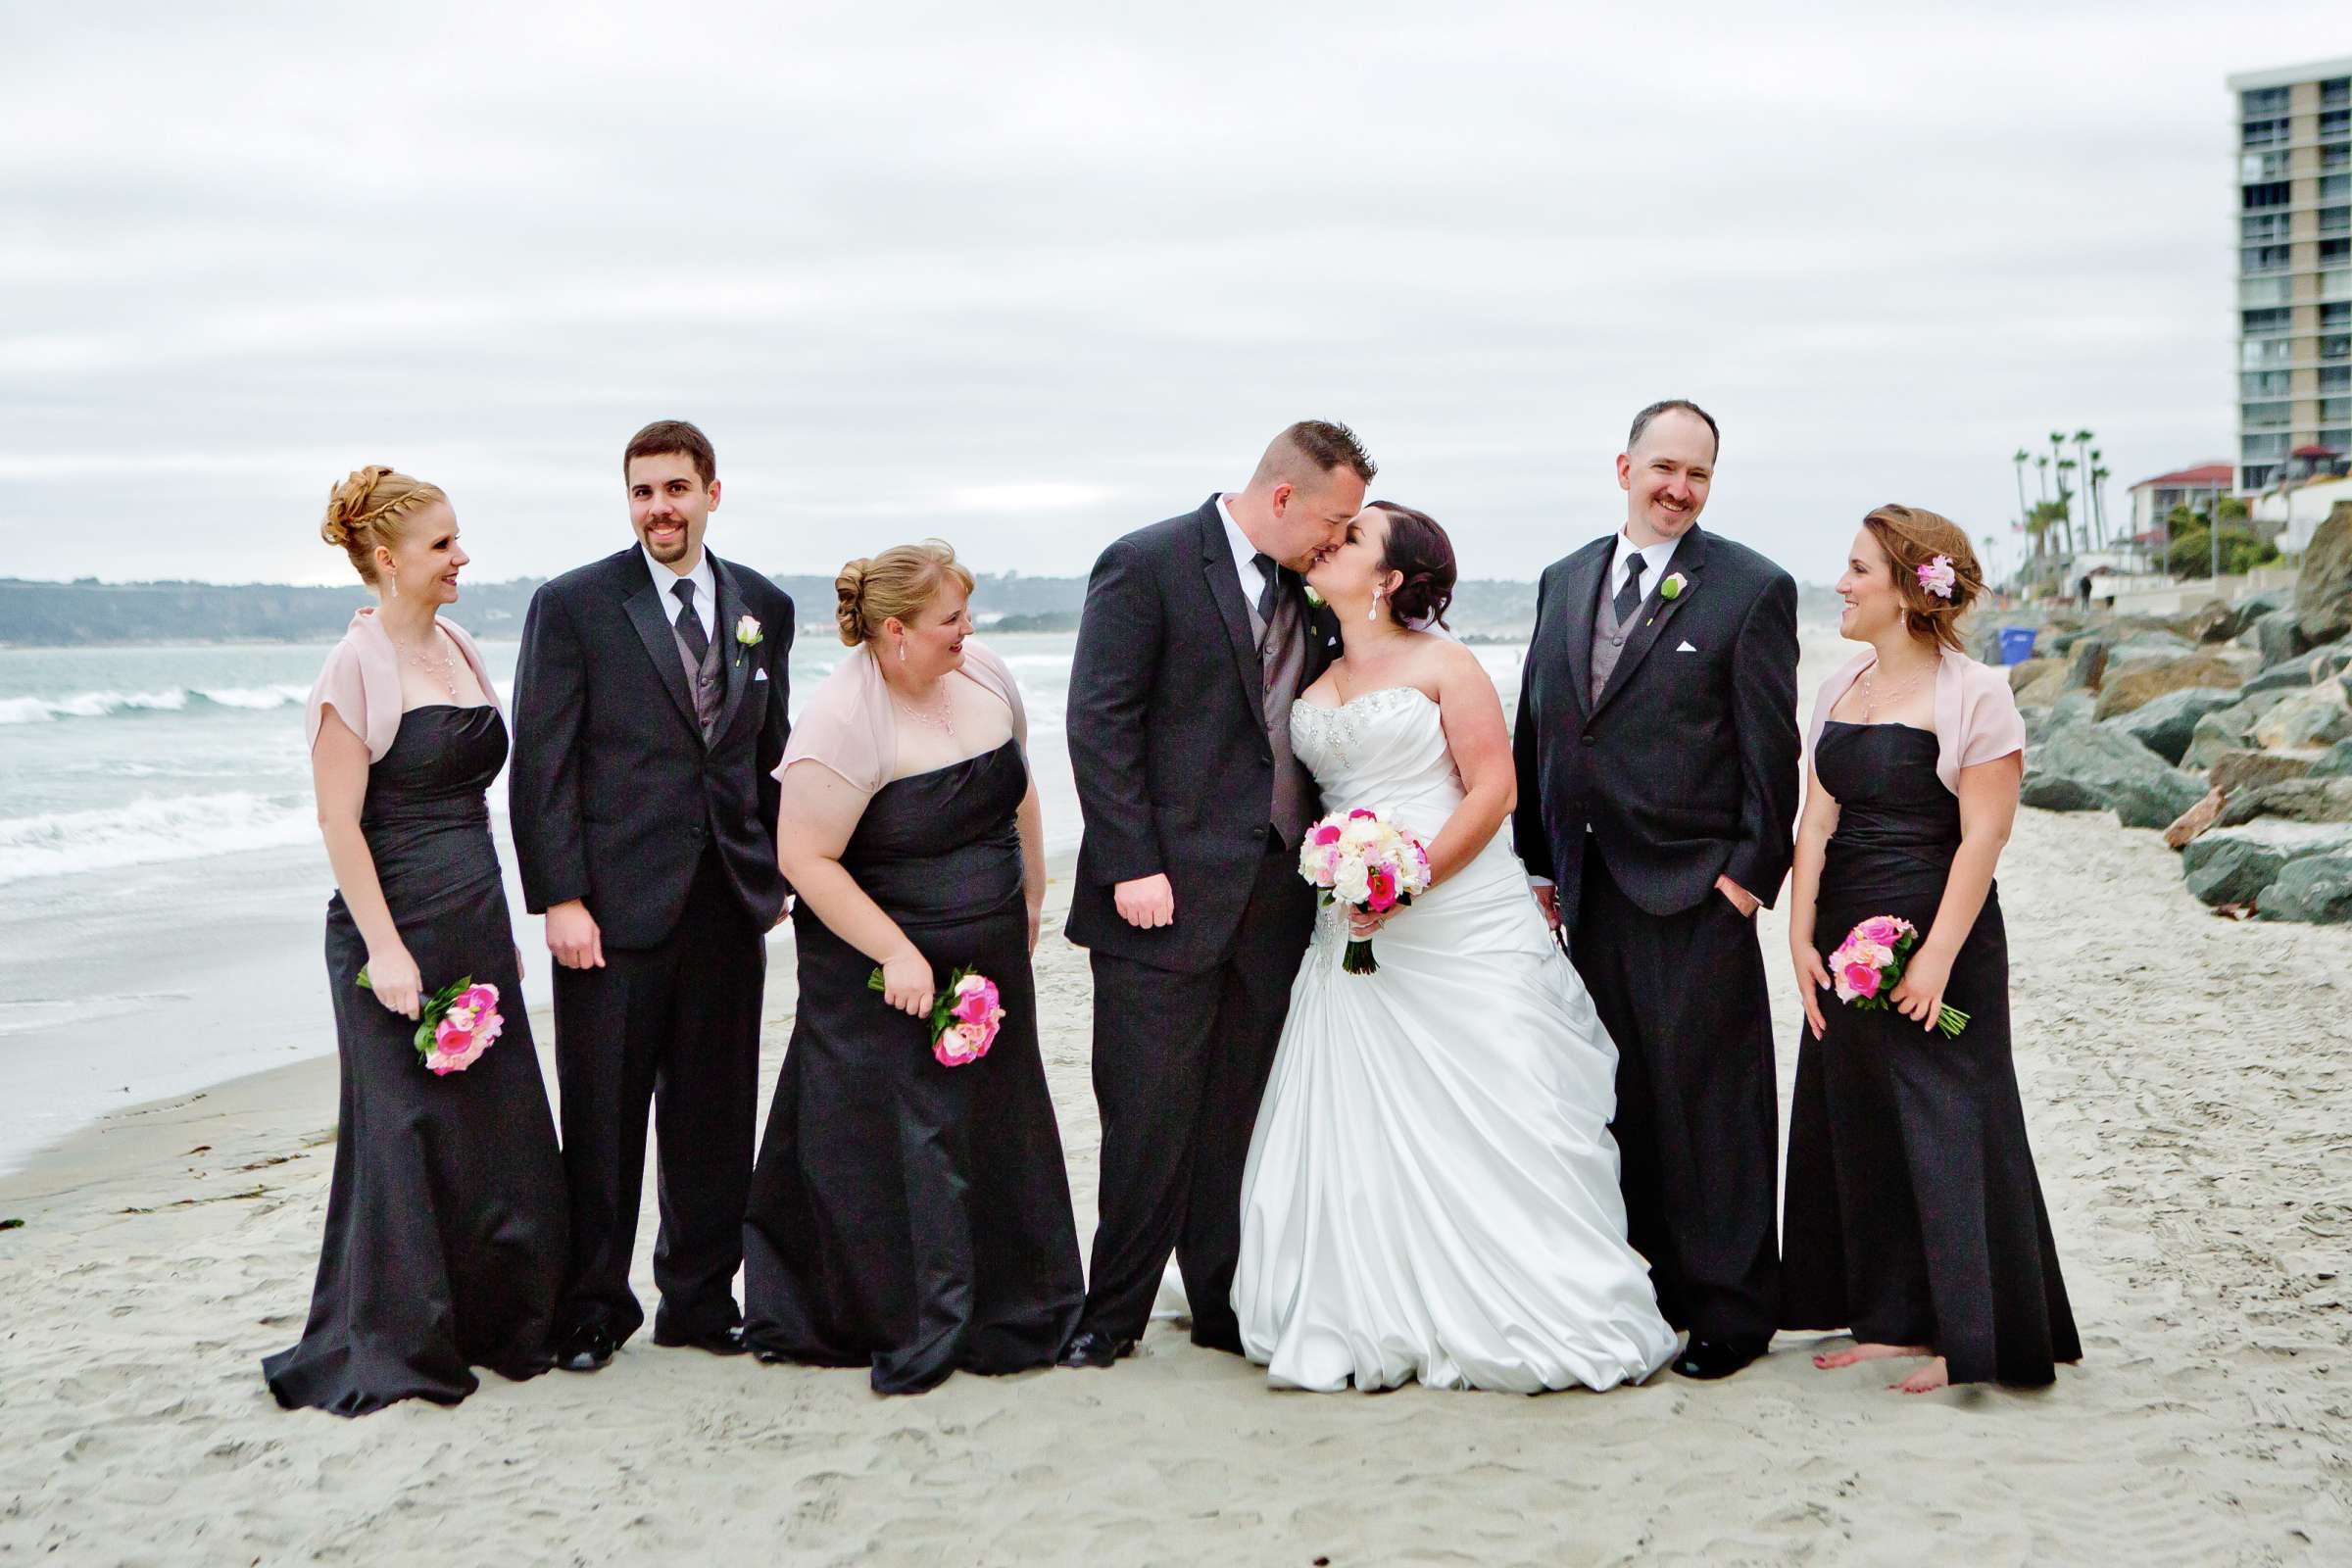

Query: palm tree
[2035,453,2051,505]
[2086,446,2107,549]
[2057,458,2080,556]
[2011,448,2032,534]
[2049,432,2074,554]
[2073,429,2097,548]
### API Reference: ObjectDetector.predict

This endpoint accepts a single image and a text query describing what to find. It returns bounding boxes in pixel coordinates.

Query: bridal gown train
[1231,686,1677,1394]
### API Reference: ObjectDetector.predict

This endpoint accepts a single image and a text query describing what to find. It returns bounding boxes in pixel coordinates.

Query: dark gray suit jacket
[1511,523,1799,933]
[1063,497,1341,973]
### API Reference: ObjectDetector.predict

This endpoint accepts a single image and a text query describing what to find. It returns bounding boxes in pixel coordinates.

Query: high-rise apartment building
[2230,56,2352,493]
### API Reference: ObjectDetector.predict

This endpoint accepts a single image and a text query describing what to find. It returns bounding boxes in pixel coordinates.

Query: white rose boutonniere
[734,613,762,667]
[1647,572,1690,626]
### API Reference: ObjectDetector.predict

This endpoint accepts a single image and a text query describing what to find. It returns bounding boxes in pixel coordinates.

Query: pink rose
[1313,823,1343,846]
[1854,916,1902,949]
[1840,960,1882,1000]
[1348,808,1378,821]
[934,1021,989,1067]
[1365,866,1397,913]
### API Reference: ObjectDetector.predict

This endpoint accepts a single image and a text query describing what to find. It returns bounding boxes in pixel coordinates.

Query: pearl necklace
[394,626,459,702]
[1858,657,1929,723]
[894,685,957,739]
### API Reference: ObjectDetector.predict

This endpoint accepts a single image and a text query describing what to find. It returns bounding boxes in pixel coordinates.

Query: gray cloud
[2,0,2330,588]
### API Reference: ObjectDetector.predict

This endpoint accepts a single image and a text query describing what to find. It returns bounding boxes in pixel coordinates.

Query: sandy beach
[2,799,2347,1566]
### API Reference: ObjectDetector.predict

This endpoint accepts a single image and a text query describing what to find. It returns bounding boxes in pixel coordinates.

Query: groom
[1512,399,1799,1380]
[509,418,796,1372]
[1058,420,1365,1367]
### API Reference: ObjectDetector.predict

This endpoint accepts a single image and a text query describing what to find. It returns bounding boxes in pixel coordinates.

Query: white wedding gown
[1229,686,1676,1394]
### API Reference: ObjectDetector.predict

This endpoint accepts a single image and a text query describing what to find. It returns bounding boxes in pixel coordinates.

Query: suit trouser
[1571,854,1782,1346]
[554,851,765,1343]
[1079,843,1309,1352]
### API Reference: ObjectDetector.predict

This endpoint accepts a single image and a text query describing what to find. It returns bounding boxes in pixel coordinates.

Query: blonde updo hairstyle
[319,466,448,588]
[835,539,976,649]
[1859,503,1983,654]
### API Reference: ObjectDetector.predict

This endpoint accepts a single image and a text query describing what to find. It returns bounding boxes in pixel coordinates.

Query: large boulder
[2308,738,2352,778]
[2102,688,2243,764]
[2251,688,2352,750]
[2023,692,2094,745]
[2241,645,2352,696]
[2254,608,2312,669]
[2014,663,2069,710]
[2092,655,2247,721]
[2294,504,2352,646]
[2181,689,2292,769]
[2174,599,2247,645]
[2208,748,2321,794]
[2107,634,2201,672]
[2180,820,2352,908]
[2007,657,2058,694]
[2064,637,2109,693]
[2022,723,2208,828]
[2214,777,2352,827]
[2260,853,2352,923]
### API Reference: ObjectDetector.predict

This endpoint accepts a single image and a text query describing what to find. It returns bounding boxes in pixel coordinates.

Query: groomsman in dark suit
[1058,420,1363,1367]
[509,419,796,1372]
[1512,399,1799,1380]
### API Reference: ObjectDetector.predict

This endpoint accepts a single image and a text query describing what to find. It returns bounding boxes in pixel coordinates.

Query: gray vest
[1247,579,1313,847]
[671,612,724,741]
[1589,564,1646,709]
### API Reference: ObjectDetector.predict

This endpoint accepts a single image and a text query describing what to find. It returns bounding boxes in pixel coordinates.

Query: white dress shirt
[1216,493,1270,612]
[641,543,717,637]
[1606,529,1683,617]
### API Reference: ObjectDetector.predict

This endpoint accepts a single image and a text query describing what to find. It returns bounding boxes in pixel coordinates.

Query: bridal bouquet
[1298,807,1432,975]
[869,963,1004,1066]
[1828,915,1970,1037]
[356,970,506,1074]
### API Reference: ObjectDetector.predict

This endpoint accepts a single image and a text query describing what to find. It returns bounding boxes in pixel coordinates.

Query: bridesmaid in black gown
[1783,507,2079,1393]
[743,542,1083,1395]
[265,467,566,1415]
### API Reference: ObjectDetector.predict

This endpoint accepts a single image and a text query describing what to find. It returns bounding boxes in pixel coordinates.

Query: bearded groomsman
[1512,399,1799,1381]
[509,419,795,1372]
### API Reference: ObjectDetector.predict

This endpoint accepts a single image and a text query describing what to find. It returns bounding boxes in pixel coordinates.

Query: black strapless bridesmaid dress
[1782,720,2081,1387]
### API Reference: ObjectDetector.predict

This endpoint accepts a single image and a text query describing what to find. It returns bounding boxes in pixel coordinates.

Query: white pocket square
[1675,640,1698,653]
[754,667,769,681]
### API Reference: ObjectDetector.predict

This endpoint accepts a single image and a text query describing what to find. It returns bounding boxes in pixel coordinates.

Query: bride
[1229,501,1676,1394]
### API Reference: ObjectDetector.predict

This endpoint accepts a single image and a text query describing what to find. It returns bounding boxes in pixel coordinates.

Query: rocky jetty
[2006,501,2352,922]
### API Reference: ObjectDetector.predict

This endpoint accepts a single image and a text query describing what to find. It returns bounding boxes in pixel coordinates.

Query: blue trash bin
[1996,626,2037,665]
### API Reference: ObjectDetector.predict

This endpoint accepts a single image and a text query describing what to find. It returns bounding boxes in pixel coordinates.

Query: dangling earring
[897,639,907,663]
[387,569,399,600]
[1368,587,1384,621]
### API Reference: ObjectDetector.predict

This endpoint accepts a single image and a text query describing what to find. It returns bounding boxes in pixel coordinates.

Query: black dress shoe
[1672,1337,1765,1381]
[553,1324,618,1373]
[653,1323,750,1357]
[1056,1329,1136,1369]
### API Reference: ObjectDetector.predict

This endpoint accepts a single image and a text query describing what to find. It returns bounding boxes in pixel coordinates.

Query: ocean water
[0,631,1536,1170]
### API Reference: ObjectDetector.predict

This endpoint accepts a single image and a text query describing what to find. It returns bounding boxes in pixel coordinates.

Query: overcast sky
[5,1,2341,588]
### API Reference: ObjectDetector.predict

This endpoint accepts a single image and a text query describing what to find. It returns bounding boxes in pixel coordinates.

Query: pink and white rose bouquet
[869,962,1004,1066]
[356,969,505,1074]
[1297,807,1433,975]
[1828,914,1969,1037]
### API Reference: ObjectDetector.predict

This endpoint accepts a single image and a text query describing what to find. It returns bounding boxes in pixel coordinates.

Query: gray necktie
[1613,554,1647,627]
[672,578,710,663]
[1251,552,1280,626]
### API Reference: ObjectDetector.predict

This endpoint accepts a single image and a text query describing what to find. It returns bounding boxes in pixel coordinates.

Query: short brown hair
[1860,503,1982,653]
[318,466,447,587]
[1252,419,1377,489]
[835,539,977,648]
[623,419,717,488]
[1628,399,1720,460]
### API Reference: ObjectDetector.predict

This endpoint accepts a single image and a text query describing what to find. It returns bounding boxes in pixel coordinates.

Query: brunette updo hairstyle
[1859,503,1983,653]
[1369,501,1456,630]
[835,539,977,648]
[319,466,448,587]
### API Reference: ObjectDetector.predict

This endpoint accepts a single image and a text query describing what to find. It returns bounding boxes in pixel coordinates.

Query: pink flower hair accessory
[1916,556,1957,601]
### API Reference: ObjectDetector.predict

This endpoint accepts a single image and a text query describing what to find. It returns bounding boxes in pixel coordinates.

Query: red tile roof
[2128,463,2233,490]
